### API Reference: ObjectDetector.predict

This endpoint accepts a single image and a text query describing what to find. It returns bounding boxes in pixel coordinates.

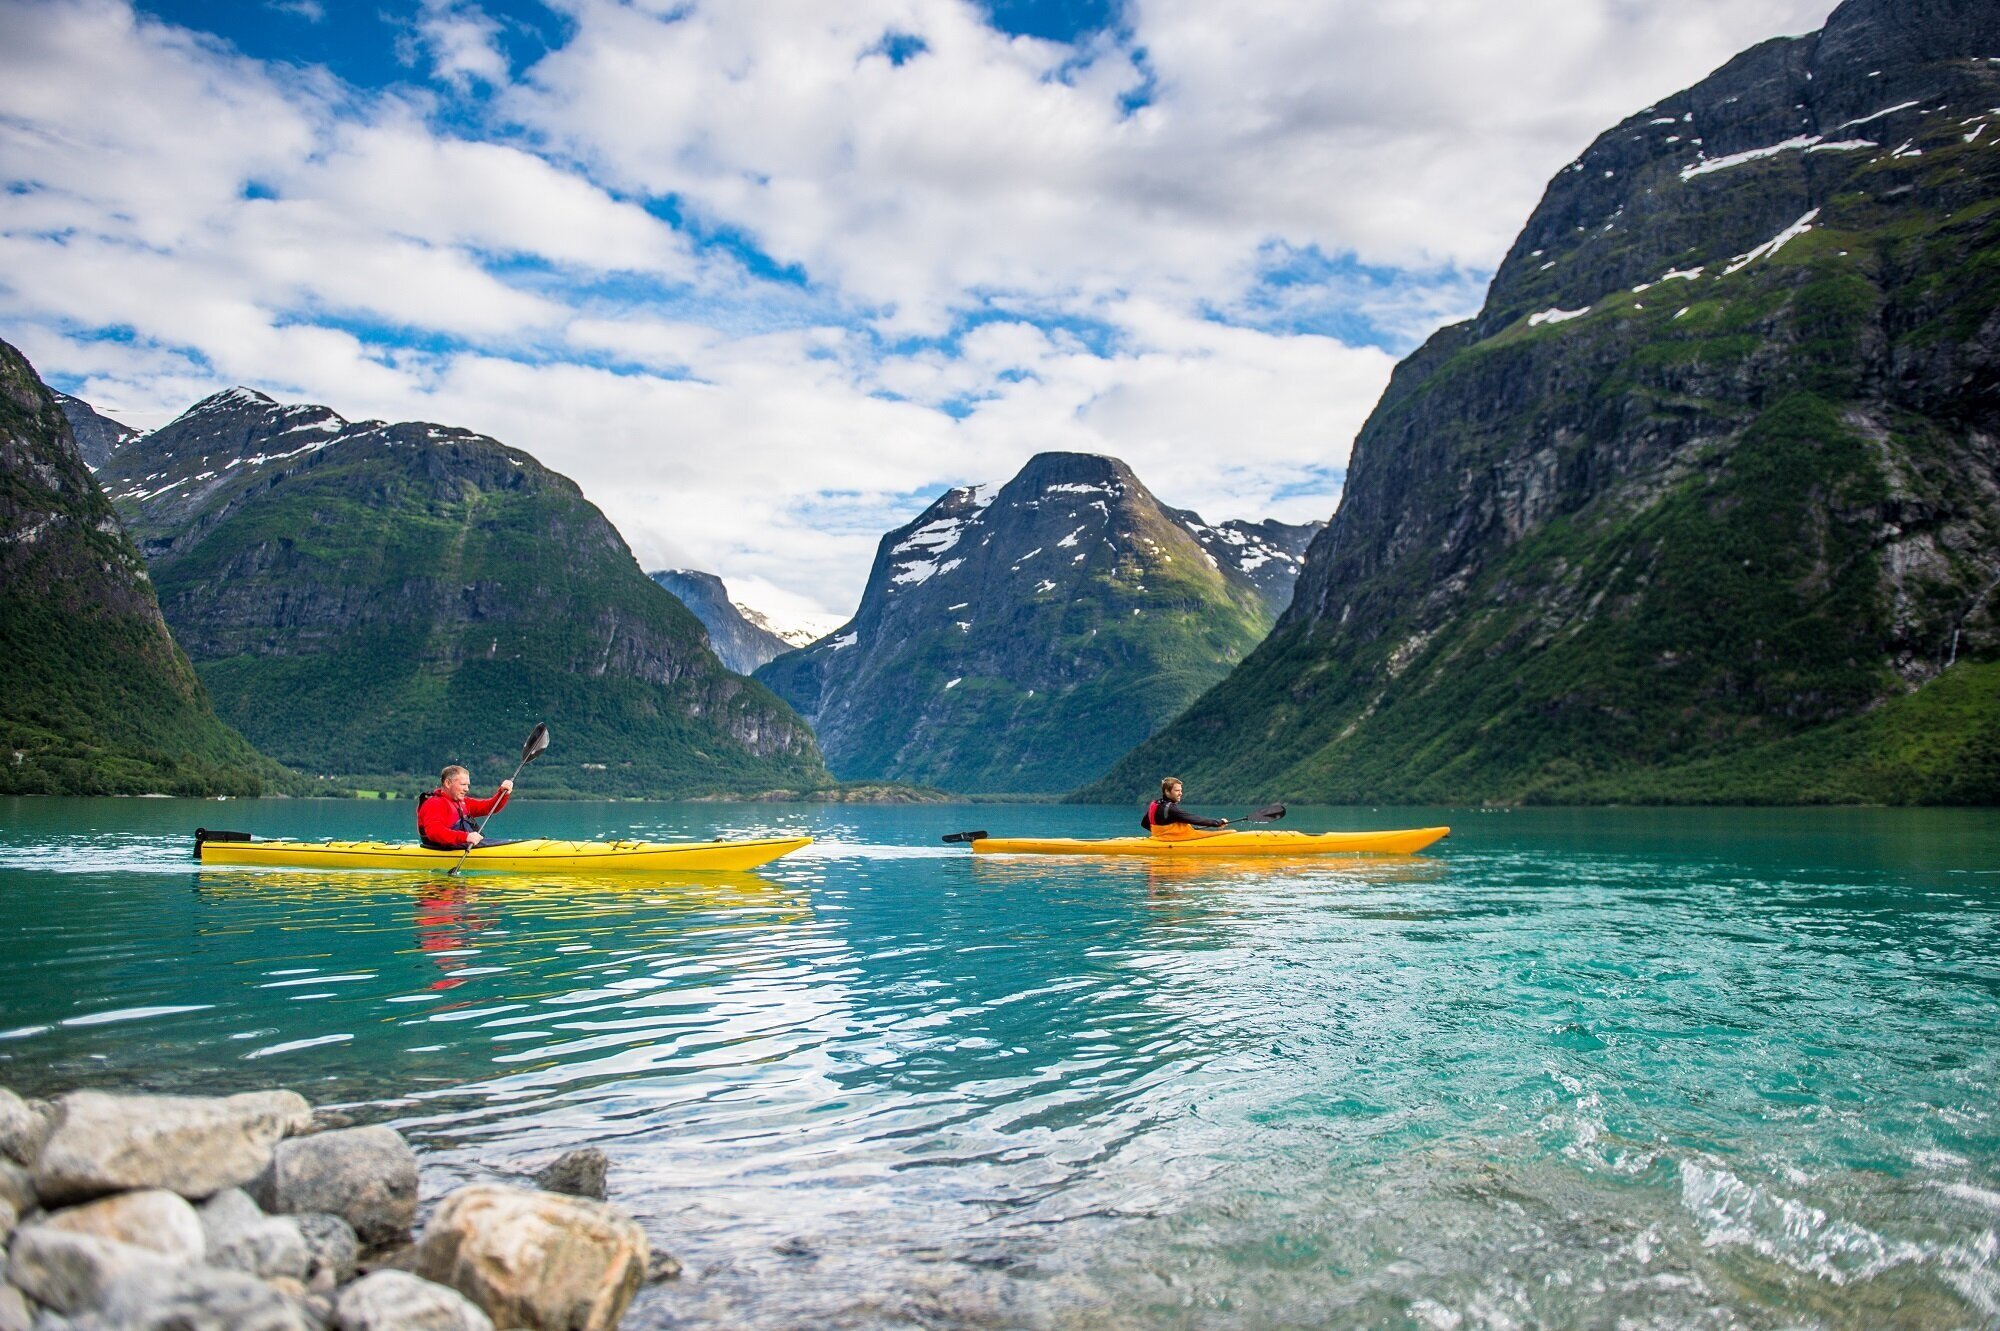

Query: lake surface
[1,798,1996,1329]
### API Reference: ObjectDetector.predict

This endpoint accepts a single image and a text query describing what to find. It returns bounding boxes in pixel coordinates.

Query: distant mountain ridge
[755,452,1316,793]
[94,386,831,797]
[1085,0,2000,806]
[1,341,276,795]
[648,568,796,675]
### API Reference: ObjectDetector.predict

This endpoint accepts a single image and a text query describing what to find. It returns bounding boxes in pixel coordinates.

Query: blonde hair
[440,765,469,784]
[1160,776,1182,799]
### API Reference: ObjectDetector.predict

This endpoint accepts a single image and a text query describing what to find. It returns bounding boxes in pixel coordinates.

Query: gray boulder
[199,1189,307,1279]
[333,1271,492,1331]
[37,1189,205,1263]
[254,1128,416,1247]
[34,1091,311,1205]
[2,1195,15,1247]
[0,1091,48,1167]
[0,1160,37,1217]
[4,1227,178,1315]
[0,1284,28,1331]
[294,1213,359,1289]
[530,1147,606,1201]
[91,1265,310,1331]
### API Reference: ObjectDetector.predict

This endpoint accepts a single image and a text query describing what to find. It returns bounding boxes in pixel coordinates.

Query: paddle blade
[1245,803,1286,822]
[941,830,989,844]
[520,723,550,764]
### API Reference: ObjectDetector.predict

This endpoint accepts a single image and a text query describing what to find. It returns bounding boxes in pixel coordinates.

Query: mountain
[754,452,1309,793]
[95,388,831,797]
[648,568,796,675]
[54,392,138,471]
[0,341,277,795]
[1083,0,2000,807]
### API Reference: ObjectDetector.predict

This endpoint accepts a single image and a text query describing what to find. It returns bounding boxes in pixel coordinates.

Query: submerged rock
[39,1189,206,1263]
[415,1185,646,1331]
[254,1127,416,1247]
[33,1091,311,1205]
[333,1270,492,1331]
[531,1147,607,1201]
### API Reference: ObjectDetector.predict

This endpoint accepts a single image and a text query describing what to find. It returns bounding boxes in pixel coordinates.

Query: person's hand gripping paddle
[448,723,549,876]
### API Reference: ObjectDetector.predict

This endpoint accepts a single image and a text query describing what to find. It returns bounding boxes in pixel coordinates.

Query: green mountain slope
[0,340,278,795]
[96,390,829,797]
[756,453,1293,793]
[1082,0,2000,806]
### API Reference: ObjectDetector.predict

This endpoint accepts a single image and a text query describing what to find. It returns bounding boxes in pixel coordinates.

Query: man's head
[441,765,471,798]
[1160,777,1183,801]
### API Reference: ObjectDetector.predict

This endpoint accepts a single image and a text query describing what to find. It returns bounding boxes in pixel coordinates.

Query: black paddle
[448,723,549,876]
[941,829,988,844]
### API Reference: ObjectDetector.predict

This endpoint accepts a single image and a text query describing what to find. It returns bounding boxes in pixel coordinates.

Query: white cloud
[0,0,1841,616]
[414,0,509,90]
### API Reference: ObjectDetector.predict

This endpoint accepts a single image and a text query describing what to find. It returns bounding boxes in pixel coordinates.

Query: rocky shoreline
[0,1086,664,1331]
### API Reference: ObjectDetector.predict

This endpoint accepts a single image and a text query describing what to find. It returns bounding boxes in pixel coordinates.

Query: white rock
[34,1091,311,1205]
[0,1092,45,1167]
[93,1265,310,1331]
[38,1189,205,1263]
[0,1284,27,1331]
[3,1227,178,1315]
[415,1185,646,1331]
[0,1160,35,1216]
[334,1271,492,1331]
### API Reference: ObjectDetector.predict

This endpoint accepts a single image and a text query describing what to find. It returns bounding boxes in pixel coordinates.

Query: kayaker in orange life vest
[418,765,514,850]
[1139,777,1231,835]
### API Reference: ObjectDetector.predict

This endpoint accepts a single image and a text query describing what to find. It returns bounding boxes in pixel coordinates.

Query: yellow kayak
[968,827,1449,857]
[194,831,813,873]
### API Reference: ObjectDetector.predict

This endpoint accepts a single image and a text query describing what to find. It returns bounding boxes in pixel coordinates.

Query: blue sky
[1,0,1832,621]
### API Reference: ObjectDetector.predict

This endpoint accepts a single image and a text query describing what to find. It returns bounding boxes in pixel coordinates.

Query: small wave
[62,1004,214,1027]
[1679,1159,1925,1283]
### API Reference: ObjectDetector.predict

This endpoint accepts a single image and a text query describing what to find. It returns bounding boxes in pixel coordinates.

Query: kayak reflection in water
[1138,776,1231,838]
[418,764,517,850]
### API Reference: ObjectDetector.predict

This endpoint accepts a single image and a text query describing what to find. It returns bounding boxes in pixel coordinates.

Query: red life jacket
[1140,799,1163,831]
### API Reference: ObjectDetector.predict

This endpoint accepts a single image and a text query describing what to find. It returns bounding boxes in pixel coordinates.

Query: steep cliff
[55,392,138,471]
[0,342,276,795]
[96,389,830,797]
[1084,0,2000,805]
[649,568,795,675]
[756,452,1311,793]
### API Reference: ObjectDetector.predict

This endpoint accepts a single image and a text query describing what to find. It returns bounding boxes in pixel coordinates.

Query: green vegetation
[0,340,283,796]
[107,421,830,799]
[1081,94,2000,807]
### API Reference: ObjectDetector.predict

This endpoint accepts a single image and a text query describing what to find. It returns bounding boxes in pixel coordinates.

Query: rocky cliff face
[95,389,830,796]
[649,568,795,675]
[54,392,138,471]
[1085,0,2000,805]
[755,452,1299,793]
[0,342,274,794]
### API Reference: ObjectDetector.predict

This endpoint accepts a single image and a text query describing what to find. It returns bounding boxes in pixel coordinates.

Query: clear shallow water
[1,798,1996,1329]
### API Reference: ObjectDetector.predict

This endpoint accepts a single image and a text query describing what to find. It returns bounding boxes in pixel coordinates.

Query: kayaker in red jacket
[418,765,513,850]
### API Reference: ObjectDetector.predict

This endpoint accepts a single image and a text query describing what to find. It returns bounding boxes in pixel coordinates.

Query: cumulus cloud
[0,0,1837,616]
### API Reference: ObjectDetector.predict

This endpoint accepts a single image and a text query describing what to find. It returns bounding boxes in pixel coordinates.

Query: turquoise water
[1,798,1996,1329]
